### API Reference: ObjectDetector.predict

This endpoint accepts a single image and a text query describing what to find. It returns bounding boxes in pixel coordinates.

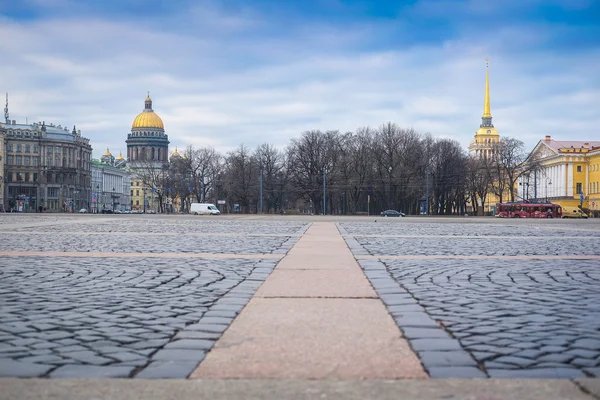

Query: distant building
[1,113,92,212]
[126,94,169,171]
[521,136,600,213]
[469,58,500,158]
[91,148,131,213]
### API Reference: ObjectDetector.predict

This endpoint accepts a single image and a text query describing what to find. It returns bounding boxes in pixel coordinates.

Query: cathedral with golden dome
[126,94,169,169]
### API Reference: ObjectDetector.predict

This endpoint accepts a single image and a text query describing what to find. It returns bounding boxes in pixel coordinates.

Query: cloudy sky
[1,0,599,159]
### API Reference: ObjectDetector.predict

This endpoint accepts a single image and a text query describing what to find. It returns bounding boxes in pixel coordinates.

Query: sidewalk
[1,222,599,400]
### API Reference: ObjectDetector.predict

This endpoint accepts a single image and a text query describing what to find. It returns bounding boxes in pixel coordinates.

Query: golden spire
[104,147,112,157]
[116,151,124,160]
[483,57,492,118]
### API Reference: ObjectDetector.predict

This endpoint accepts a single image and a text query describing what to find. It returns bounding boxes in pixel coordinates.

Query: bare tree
[183,145,221,203]
[466,157,492,216]
[255,143,286,213]
[131,158,169,212]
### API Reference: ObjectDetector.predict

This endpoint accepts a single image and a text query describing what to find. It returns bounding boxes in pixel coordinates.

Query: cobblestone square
[340,219,600,378]
[1,215,599,380]
[0,215,307,378]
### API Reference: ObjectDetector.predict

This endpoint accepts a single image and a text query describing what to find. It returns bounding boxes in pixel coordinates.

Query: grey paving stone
[174,331,221,340]
[410,338,463,352]
[401,327,452,340]
[487,368,585,379]
[583,368,600,377]
[185,323,228,333]
[0,360,54,377]
[50,364,135,378]
[418,351,477,367]
[164,339,215,350]
[151,349,206,362]
[135,360,201,379]
[393,313,439,329]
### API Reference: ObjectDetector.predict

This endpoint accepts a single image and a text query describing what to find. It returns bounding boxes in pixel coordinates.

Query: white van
[190,203,221,215]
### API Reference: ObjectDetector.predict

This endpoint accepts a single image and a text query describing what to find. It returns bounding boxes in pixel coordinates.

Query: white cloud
[0,3,599,160]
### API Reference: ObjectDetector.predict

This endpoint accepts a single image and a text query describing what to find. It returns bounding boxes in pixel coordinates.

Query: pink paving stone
[255,269,377,298]
[274,254,359,270]
[190,298,427,380]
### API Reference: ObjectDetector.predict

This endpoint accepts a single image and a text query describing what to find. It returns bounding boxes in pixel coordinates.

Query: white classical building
[90,149,131,212]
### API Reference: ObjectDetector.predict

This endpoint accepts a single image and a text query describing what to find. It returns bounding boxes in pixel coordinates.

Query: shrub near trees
[138,122,529,215]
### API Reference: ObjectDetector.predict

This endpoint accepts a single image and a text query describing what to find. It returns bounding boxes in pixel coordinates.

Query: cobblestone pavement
[0,216,308,378]
[340,220,600,379]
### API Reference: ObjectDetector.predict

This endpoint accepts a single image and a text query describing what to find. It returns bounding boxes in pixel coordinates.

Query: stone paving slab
[255,269,377,298]
[192,222,425,380]
[274,254,358,270]
[0,378,597,400]
[576,378,600,398]
[191,298,426,379]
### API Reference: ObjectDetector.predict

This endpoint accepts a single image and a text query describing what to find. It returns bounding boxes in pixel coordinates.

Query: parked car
[380,209,405,217]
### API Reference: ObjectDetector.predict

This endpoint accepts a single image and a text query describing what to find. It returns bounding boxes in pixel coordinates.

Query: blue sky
[1,0,599,159]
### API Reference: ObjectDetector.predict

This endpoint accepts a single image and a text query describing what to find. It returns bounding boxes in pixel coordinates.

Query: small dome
[171,147,180,158]
[104,147,112,157]
[116,152,124,161]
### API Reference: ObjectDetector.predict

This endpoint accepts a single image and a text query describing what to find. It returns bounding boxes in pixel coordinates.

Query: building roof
[2,121,89,144]
[544,139,600,153]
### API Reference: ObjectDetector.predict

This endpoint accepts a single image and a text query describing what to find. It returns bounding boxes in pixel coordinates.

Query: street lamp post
[259,166,263,214]
[323,166,327,216]
[112,187,115,212]
[388,166,393,210]
[95,184,100,214]
[143,188,146,214]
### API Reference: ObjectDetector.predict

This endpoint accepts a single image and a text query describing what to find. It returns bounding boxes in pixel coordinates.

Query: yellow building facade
[521,137,600,214]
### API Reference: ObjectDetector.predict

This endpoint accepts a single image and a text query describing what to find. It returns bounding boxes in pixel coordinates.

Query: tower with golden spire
[469,58,500,158]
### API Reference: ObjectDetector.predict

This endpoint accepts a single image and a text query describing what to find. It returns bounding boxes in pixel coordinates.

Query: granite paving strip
[0,251,282,259]
[0,378,597,400]
[355,255,600,260]
[191,222,426,379]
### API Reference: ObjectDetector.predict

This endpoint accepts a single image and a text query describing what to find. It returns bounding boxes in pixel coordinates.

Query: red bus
[495,202,562,219]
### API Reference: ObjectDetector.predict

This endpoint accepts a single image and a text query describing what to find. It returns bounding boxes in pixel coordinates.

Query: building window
[16,144,22,152]
[15,155,22,165]
[48,188,59,198]
[136,200,140,205]
[33,173,38,182]
[576,183,583,194]
[25,144,30,153]
[136,190,139,196]
[577,165,582,172]
[25,156,31,166]
[7,144,13,152]
[136,182,140,186]
[25,173,30,182]
[33,157,39,166]
[131,190,134,196]
[6,155,13,165]
[33,145,39,153]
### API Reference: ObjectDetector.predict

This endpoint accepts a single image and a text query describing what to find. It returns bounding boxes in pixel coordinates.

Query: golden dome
[116,152,124,161]
[132,111,164,129]
[172,147,180,158]
[132,94,164,129]
[104,147,112,157]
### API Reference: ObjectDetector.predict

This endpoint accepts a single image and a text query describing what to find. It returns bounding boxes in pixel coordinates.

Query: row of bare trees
[134,123,535,215]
